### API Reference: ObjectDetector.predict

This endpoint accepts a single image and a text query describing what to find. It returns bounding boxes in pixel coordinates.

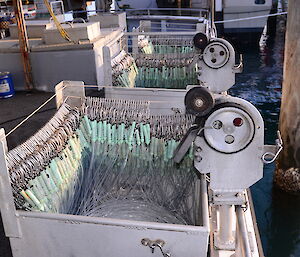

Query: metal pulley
[184,86,215,116]
[195,37,238,93]
[203,105,255,153]
[173,86,215,163]
[193,32,208,51]
[202,41,230,69]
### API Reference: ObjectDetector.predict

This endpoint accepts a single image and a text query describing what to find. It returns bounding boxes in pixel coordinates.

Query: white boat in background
[214,0,273,42]
[114,0,273,42]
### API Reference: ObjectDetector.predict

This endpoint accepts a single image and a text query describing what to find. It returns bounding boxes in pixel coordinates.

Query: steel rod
[17,210,208,232]
[210,0,215,26]
[125,31,199,36]
[127,15,205,22]
[236,206,252,257]
[200,174,209,228]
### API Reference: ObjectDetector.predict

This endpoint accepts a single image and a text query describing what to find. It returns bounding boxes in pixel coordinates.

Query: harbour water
[231,27,300,257]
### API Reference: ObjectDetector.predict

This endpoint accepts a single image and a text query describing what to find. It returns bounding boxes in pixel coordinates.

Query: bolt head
[196,156,202,162]
[194,98,204,108]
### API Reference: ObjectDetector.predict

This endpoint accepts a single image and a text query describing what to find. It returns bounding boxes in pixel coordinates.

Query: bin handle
[141,238,171,257]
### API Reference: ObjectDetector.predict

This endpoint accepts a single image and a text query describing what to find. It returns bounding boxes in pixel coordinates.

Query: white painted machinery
[0,22,282,257]
[174,32,282,256]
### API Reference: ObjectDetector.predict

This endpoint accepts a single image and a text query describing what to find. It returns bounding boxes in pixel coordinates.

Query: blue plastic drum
[0,72,15,98]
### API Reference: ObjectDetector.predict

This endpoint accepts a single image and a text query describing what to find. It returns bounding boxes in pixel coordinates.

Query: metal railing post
[131,28,139,54]
[0,129,22,238]
[103,46,113,87]
[210,0,215,25]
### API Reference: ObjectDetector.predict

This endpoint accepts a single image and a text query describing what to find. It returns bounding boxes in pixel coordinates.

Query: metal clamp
[141,238,171,257]
[233,54,243,73]
[262,130,283,164]
[173,125,212,164]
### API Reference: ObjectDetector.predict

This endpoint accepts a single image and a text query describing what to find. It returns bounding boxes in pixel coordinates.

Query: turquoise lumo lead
[83,116,92,135]
[91,120,98,143]
[107,123,112,145]
[112,125,117,144]
[77,129,89,149]
[119,123,125,144]
[144,124,151,145]
[69,138,79,159]
[103,121,107,141]
[135,129,141,145]
[50,161,63,185]
[25,189,45,211]
[28,179,47,207]
[140,123,145,144]
[97,121,103,142]
[41,170,57,194]
[128,122,136,147]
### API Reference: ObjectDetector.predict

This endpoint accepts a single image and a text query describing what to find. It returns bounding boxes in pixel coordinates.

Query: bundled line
[114,35,199,89]
[138,35,194,54]
[7,97,198,225]
[111,50,139,88]
[135,65,197,89]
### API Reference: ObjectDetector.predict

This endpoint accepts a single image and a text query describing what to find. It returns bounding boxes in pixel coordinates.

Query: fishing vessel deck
[0,4,277,257]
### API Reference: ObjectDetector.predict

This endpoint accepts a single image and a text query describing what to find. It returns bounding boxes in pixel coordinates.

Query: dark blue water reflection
[229,34,300,257]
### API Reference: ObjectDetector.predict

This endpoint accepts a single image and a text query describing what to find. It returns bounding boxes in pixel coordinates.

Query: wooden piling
[274,0,300,193]
[12,0,34,90]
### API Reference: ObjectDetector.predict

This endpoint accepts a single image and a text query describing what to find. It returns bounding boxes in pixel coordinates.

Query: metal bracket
[173,124,201,163]
[212,192,247,206]
[233,54,243,73]
[262,130,283,164]
[188,54,202,72]
[174,123,213,164]
[55,80,86,109]
[214,231,254,251]
[141,238,171,257]
[214,231,235,250]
